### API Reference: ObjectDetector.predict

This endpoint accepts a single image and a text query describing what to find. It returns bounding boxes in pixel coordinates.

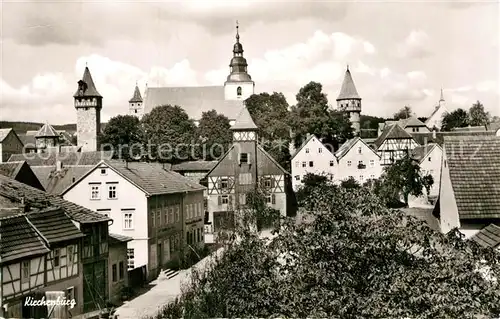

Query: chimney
[56,160,63,171]
[432,129,437,139]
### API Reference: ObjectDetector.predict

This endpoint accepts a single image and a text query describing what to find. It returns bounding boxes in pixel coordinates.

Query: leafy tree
[441,108,469,131]
[393,105,413,120]
[151,186,500,319]
[141,105,197,163]
[196,110,232,160]
[295,173,333,204]
[245,92,292,170]
[468,100,490,127]
[340,176,361,190]
[99,115,144,160]
[290,82,353,150]
[381,153,434,206]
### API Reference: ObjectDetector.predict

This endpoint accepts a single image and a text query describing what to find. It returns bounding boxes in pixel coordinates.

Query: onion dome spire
[227,21,251,82]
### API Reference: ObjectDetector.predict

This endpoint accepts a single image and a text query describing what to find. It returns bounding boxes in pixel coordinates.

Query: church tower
[74,66,102,152]
[224,22,255,101]
[337,65,362,135]
[129,82,144,119]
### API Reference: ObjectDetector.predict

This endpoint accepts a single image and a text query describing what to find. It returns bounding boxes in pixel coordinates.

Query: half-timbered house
[0,174,111,315]
[204,107,289,242]
[373,124,419,166]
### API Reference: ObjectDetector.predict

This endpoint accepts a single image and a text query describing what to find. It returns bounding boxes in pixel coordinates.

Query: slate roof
[373,124,414,149]
[171,161,218,172]
[74,66,102,98]
[36,123,59,138]
[0,161,24,179]
[8,150,114,166]
[337,67,361,100]
[31,165,94,195]
[411,131,495,146]
[0,128,13,143]
[64,160,206,196]
[0,214,50,264]
[411,143,438,163]
[27,207,84,245]
[109,233,133,246]
[231,107,258,130]
[129,85,143,103]
[470,224,500,249]
[0,174,110,223]
[143,86,244,121]
[444,136,500,219]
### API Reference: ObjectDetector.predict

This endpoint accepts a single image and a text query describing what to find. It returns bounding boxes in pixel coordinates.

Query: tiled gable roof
[31,165,93,195]
[0,214,50,264]
[374,124,414,149]
[444,136,500,219]
[172,161,218,172]
[0,174,110,223]
[8,151,113,166]
[231,107,258,130]
[335,137,380,160]
[143,86,244,121]
[411,144,438,163]
[470,224,500,249]
[36,123,59,138]
[337,68,361,100]
[411,131,496,146]
[0,128,13,143]
[67,160,206,196]
[27,207,84,245]
[404,116,427,127]
[73,67,102,98]
[109,233,133,246]
[0,161,24,179]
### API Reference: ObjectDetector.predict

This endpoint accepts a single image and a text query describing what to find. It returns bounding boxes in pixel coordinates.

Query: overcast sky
[1,0,499,124]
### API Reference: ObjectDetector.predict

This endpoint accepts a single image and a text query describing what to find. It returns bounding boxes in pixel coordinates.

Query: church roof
[337,66,361,100]
[231,107,258,131]
[73,66,102,98]
[36,123,59,138]
[129,85,143,103]
[143,86,244,121]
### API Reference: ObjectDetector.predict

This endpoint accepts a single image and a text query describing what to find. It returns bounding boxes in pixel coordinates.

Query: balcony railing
[357,164,366,169]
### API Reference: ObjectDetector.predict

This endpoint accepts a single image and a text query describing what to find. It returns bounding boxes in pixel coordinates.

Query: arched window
[237,86,242,96]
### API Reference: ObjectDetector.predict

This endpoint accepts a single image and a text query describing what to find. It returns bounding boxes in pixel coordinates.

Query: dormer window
[77,80,87,96]
[237,86,242,97]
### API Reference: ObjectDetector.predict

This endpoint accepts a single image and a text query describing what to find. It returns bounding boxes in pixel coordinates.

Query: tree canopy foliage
[245,92,292,170]
[469,101,490,127]
[289,81,354,150]
[141,105,197,163]
[152,185,500,319]
[196,110,232,160]
[393,105,413,120]
[99,115,144,160]
[441,108,469,131]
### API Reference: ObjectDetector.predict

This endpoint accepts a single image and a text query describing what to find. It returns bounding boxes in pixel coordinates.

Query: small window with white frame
[90,183,100,200]
[357,146,362,154]
[330,160,334,167]
[318,148,322,153]
[127,248,135,269]
[107,183,117,199]
[100,168,107,175]
[302,162,306,167]
[347,160,352,167]
[305,148,309,154]
[370,160,375,167]
[221,195,229,204]
[123,210,134,230]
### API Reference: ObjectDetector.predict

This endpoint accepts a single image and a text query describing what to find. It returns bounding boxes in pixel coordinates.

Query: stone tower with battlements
[74,66,102,152]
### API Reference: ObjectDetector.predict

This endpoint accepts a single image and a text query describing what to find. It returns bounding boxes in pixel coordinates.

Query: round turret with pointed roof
[74,66,102,98]
[129,83,143,103]
[337,65,361,101]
